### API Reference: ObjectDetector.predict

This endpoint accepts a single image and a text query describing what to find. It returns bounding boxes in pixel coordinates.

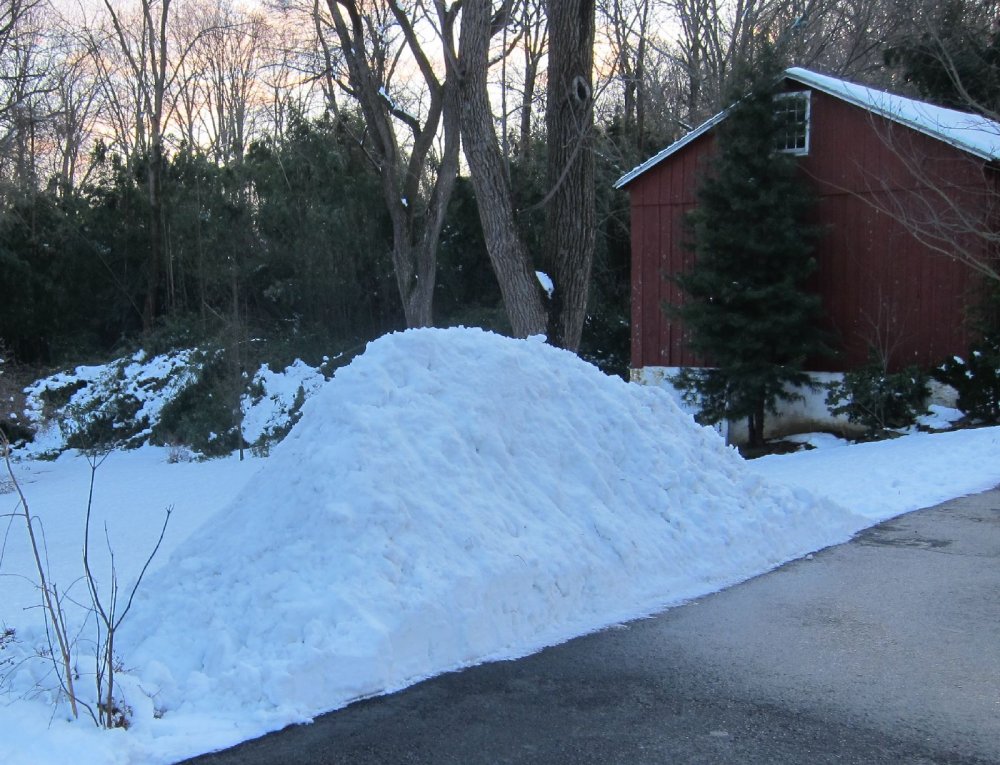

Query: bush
[0,349,34,445]
[151,349,242,456]
[64,392,144,452]
[935,336,1000,423]
[23,349,200,454]
[826,355,930,434]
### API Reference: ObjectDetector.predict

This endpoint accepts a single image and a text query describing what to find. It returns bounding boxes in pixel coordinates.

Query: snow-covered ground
[2,328,999,765]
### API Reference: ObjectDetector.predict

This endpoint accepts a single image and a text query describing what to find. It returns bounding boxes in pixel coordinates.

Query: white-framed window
[774,91,811,155]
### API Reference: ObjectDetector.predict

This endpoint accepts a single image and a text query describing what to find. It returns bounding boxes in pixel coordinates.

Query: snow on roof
[614,67,1000,189]
[785,67,1000,161]
[613,109,730,189]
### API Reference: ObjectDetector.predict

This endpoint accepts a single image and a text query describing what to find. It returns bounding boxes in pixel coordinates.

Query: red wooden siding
[628,130,717,369]
[626,83,996,373]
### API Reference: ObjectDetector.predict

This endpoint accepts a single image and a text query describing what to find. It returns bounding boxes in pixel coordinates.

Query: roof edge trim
[613,109,729,189]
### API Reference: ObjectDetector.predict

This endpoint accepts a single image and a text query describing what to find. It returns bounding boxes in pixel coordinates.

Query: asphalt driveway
[182,488,1000,764]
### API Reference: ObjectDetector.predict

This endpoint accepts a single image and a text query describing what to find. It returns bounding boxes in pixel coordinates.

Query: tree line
[0,0,991,376]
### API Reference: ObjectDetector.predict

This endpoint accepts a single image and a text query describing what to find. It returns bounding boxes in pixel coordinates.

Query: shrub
[0,349,34,445]
[826,355,930,434]
[934,336,1000,423]
[152,349,241,456]
[38,379,88,411]
[64,392,145,451]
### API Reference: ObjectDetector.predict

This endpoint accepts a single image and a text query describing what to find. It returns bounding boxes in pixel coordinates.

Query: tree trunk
[544,0,596,351]
[326,0,459,330]
[747,401,766,449]
[143,137,164,331]
[389,233,435,329]
[457,0,547,338]
[519,56,537,159]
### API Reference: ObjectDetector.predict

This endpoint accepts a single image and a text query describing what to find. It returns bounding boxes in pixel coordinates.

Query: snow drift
[122,328,866,741]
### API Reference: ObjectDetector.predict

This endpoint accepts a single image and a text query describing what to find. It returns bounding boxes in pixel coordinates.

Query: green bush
[64,392,145,452]
[151,350,241,456]
[934,337,1000,423]
[826,355,930,434]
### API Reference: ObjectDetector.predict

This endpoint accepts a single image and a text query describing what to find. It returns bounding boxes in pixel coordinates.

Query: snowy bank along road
[182,489,1000,765]
[3,329,1000,765]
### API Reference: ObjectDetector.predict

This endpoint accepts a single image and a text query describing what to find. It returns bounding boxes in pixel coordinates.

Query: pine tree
[673,59,827,449]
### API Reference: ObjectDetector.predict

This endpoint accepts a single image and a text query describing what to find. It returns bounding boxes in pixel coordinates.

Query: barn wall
[800,90,990,371]
[627,130,715,369]
[627,85,996,374]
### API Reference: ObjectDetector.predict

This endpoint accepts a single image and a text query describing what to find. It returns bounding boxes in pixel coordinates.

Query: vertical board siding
[627,85,993,373]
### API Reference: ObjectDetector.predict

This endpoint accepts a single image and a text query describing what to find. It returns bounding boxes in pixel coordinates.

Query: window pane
[775,92,809,154]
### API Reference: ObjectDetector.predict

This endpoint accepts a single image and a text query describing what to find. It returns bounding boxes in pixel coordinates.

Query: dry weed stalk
[1,430,79,718]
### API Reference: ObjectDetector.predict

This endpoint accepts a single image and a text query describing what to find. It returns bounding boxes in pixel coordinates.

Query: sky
[2,327,999,765]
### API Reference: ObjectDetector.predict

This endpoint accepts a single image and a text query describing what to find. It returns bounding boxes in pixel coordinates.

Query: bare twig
[82,449,170,728]
[1,430,78,718]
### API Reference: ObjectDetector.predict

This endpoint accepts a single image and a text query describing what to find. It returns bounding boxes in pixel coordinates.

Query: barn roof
[614,67,1000,189]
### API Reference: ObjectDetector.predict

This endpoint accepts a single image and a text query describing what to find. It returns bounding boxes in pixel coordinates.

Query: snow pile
[751,425,1000,520]
[110,328,865,759]
[5,328,1000,765]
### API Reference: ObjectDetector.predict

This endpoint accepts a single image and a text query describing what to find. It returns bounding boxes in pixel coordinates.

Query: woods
[0,0,990,375]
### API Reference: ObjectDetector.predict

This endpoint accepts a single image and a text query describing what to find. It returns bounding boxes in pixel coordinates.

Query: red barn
[616,68,1000,381]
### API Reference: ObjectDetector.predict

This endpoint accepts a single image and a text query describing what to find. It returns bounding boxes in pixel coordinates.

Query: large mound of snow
[106,328,865,760]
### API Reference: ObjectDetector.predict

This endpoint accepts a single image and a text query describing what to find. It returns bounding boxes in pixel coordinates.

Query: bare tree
[171,5,208,150]
[599,0,653,149]
[454,0,548,337]
[3,433,171,728]
[507,0,547,160]
[89,0,210,330]
[661,0,904,125]
[252,1,329,143]
[451,0,598,350]
[0,0,56,197]
[665,0,773,122]
[2,431,80,720]
[321,0,461,328]
[768,0,907,83]
[52,50,101,188]
[81,451,171,728]
[178,0,273,162]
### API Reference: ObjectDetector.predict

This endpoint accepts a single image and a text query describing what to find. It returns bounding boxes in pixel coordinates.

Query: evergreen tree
[246,111,400,353]
[673,60,828,449]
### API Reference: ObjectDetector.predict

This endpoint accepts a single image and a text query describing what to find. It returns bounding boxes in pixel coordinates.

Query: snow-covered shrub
[240,359,328,452]
[825,355,930,434]
[18,346,329,457]
[24,350,200,456]
[934,337,1000,424]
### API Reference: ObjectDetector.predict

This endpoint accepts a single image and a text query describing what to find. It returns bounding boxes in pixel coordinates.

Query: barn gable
[618,68,1000,377]
[616,68,1000,190]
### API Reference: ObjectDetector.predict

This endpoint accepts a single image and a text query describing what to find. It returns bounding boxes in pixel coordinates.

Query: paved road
[182,489,1000,764]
